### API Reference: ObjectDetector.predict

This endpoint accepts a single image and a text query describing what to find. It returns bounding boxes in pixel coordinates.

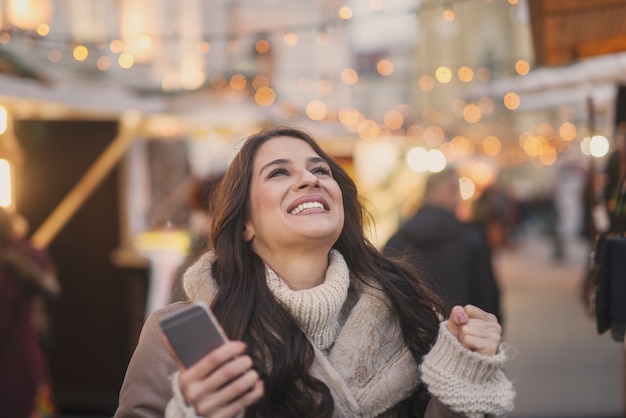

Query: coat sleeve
[114,302,190,418]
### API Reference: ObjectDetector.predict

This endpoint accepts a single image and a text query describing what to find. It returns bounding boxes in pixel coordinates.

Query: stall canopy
[529,0,626,67]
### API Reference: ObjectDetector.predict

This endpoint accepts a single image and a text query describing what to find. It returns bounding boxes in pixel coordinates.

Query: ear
[243,222,254,242]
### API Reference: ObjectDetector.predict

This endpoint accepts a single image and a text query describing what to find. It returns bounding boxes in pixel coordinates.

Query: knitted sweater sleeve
[420,322,515,418]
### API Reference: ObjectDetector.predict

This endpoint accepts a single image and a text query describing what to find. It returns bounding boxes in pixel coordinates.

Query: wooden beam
[32,111,142,248]
[578,35,626,59]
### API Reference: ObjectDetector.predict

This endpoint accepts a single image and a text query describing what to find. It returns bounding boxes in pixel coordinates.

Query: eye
[268,167,289,178]
[311,165,332,176]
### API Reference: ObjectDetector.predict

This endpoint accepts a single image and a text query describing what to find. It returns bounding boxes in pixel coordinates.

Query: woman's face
[244,136,344,258]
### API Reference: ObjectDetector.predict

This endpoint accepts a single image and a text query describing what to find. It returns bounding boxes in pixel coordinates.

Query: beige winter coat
[115,251,514,418]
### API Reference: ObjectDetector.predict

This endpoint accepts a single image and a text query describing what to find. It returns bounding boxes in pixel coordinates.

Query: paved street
[495,233,623,417]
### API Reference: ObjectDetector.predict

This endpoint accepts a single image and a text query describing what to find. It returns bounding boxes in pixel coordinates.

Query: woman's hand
[446,304,502,356]
[166,338,264,418]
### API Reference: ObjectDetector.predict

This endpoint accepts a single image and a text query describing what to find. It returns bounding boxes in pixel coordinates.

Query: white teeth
[290,201,324,214]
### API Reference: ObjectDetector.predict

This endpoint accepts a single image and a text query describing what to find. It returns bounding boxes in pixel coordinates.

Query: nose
[296,170,321,190]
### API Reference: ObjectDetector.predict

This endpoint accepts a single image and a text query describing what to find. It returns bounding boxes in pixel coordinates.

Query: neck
[259,246,331,290]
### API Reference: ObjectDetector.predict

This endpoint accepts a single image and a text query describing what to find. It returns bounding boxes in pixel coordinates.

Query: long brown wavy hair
[207,127,445,417]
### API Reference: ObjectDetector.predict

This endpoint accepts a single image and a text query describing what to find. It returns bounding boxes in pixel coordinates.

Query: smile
[290,201,325,215]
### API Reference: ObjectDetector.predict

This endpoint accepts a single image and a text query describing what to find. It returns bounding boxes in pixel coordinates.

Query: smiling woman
[115,126,515,418]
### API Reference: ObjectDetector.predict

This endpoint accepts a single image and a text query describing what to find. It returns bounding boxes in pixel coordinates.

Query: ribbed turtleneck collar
[264,249,350,351]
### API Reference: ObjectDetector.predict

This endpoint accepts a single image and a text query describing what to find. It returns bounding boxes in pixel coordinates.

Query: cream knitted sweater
[166,250,515,418]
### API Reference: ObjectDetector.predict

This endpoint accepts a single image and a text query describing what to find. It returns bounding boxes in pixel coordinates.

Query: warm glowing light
[255,40,270,54]
[539,147,557,166]
[252,75,270,90]
[590,135,610,157]
[424,125,445,147]
[458,66,473,82]
[504,92,520,110]
[0,159,11,208]
[407,147,429,172]
[96,56,111,71]
[254,86,276,107]
[435,66,452,83]
[339,108,363,126]
[537,122,554,139]
[306,100,328,121]
[230,74,247,90]
[450,136,474,159]
[8,0,52,30]
[377,59,394,76]
[515,59,530,75]
[384,110,404,130]
[463,104,482,124]
[357,119,380,140]
[459,177,476,200]
[137,35,152,49]
[427,149,447,172]
[471,162,495,186]
[36,23,49,36]
[341,68,359,85]
[339,6,353,19]
[0,33,11,44]
[442,8,455,22]
[119,53,134,68]
[418,75,435,91]
[181,68,205,90]
[559,122,577,141]
[518,131,533,148]
[523,135,545,157]
[284,32,298,46]
[406,124,425,142]
[482,136,501,156]
[73,45,89,61]
[407,147,446,173]
[110,40,124,53]
[0,106,7,135]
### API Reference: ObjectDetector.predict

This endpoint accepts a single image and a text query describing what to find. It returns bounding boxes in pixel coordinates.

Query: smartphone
[159,302,228,368]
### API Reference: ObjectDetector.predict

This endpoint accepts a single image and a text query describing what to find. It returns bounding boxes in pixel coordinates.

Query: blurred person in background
[384,168,503,325]
[470,185,509,252]
[0,207,61,418]
[601,120,626,414]
[603,121,626,230]
[170,173,224,303]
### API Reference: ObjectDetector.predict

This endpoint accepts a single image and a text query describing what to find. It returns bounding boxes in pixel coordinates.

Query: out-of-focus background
[0,0,624,417]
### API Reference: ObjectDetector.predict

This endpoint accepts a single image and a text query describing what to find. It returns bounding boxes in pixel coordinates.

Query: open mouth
[290,201,325,215]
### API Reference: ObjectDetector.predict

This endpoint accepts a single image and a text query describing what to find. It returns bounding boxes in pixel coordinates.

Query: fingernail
[456,312,467,324]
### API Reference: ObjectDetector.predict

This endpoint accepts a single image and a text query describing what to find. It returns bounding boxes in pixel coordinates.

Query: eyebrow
[259,156,328,176]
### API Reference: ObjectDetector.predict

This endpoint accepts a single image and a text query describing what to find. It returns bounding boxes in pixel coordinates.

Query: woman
[115,127,515,418]
[0,208,60,417]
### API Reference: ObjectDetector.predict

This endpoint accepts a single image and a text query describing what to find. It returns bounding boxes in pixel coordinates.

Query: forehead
[253,136,319,162]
